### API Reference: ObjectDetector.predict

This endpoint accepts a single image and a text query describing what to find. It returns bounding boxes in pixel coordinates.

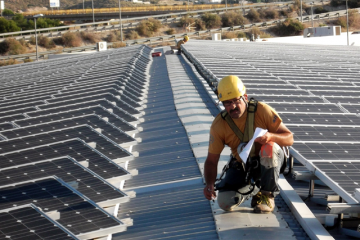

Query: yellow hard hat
[184,36,189,41]
[217,75,246,101]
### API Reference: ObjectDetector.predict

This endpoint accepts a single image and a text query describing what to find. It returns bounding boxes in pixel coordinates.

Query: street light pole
[34,18,38,61]
[311,2,314,28]
[83,0,84,11]
[118,0,123,42]
[225,0,227,12]
[346,0,349,46]
[33,14,43,61]
[300,0,303,22]
[91,0,95,23]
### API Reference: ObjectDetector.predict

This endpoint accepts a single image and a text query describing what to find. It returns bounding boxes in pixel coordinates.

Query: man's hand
[203,184,216,200]
[254,132,272,145]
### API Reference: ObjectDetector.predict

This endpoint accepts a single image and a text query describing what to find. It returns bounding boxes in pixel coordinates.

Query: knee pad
[259,142,282,169]
[217,190,244,211]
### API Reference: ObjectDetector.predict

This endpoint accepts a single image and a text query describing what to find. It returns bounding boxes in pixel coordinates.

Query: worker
[175,35,189,54]
[203,75,294,213]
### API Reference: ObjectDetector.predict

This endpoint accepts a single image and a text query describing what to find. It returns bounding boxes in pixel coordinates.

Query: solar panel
[338,104,360,114]
[0,114,26,124]
[0,126,132,161]
[26,100,139,123]
[291,142,360,161]
[255,95,325,103]
[323,96,360,104]
[0,177,125,237]
[1,115,136,145]
[14,106,136,133]
[0,123,15,131]
[288,125,360,142]
[0,204,77,240]
[0,156,128,206]
[311,161,360,193]
[267,102,344,113]
[38,93,140,115]
[280,113,360,125]
[0,139,130,180]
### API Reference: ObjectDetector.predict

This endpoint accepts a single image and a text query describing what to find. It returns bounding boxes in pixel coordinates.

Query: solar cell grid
[323,96,360,104]
[0,123,15,131]
[0,126,130,160]
[311,161,360,193]
[268,102,343,113]
[0,107,37,118]
[288,125,360,142]
[256,95,324,103]
[0,206,76,240]
[0,118,134,145]
[310,90,360,97]
[280,113,360,125]
[248,89,309,96]
[339,104,360,114]
[292,142,360,161]
[0,157,126,203]
[0,178,122,236]
[15,107,136,132]
[38,93,140,115]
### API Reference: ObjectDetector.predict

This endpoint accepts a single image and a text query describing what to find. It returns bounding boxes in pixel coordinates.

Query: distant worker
[203,75,294,213]
[177,35,189,50]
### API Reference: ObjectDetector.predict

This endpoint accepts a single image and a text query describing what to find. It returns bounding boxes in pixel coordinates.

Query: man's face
[222,95,248,119]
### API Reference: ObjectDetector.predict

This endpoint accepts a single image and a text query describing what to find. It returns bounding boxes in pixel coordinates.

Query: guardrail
[0,3,290,40]
[1,8,351,62]
[21,3,285,16]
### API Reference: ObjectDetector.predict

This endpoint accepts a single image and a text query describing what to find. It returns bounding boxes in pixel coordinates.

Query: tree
[201,13,222,29]
[2,9,15,16]
[0,18,21,33]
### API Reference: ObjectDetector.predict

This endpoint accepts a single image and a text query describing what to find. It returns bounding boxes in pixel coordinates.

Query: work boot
[251,190,275,214]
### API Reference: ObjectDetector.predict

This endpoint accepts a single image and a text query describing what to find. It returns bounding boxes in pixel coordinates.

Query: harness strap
[220,98,258,160]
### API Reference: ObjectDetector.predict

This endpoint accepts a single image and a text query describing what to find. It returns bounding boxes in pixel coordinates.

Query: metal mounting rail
[278,175,335,240]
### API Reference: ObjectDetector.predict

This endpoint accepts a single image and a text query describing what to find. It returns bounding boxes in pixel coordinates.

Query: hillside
[4,0,139,12]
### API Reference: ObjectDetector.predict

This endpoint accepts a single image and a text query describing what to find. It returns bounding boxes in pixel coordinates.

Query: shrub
[333,10,360,30]
[264,8,279,19]
[195,19,206,30]
[279,10,289,18]
[221,11,246,27]
[2,9,14,16]
[0,38,27,55]
[165,28,175,35]
[125,30,140,40]
[221,31,238,39]
[29,36,36,45]
[80,32,101,43]
[111,42,126,48]
[178,16,195,27]
[0,59,19,66]
[18,38,28,47]
[272,19,305,36]
[106,32,118,42]
[201,13,222,29]
[0,18,21,33]
[314,7,328,14]
[246,8,261,22]
[24,59,33,63]
[61,32,82,47]
[38,36,55,49]
[237,31,246,38]
[136,18,162,37]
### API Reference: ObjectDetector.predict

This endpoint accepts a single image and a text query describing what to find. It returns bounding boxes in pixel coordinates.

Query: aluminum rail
[278,175,335,240]
[0,2,289,39]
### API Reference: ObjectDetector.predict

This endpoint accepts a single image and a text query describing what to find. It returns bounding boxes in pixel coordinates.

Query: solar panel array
[0,45,151,239]
[182,41,360,203]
